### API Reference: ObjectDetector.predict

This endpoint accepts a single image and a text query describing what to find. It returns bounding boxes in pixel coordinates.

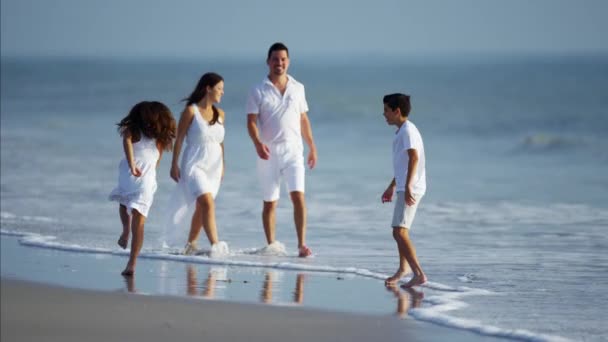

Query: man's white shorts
[391,192,423,229]
[257,143,305,201]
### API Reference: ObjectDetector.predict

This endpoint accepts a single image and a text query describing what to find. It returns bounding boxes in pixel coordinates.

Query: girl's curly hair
[116,101,176,151]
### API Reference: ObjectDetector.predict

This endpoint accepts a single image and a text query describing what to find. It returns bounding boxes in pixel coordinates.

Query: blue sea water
[1,54,607,341]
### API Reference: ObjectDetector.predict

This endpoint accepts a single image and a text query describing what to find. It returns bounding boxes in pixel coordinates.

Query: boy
[381,93,427,288]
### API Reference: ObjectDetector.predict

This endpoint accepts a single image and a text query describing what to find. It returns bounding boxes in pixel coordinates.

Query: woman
[166,72,228,256]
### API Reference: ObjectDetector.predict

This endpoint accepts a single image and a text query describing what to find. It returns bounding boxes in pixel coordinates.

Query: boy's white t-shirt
[393,120,426,195]
[246,75,308,147]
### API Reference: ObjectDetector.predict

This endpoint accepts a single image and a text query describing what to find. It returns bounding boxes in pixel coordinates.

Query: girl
[109,101,176,276]
[166,72,228,256]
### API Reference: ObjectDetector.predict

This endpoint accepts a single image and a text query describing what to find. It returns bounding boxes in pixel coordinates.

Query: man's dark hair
[267,42,289,60]
[383,93,411,117]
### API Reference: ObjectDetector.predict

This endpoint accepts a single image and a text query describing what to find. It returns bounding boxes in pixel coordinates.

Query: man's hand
[255,142,271,160]
[307,148,317,169]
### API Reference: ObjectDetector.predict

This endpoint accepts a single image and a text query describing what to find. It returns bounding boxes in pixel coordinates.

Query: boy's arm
[381,178,396,203]
[123,133,141,177]
[404,148,419,206]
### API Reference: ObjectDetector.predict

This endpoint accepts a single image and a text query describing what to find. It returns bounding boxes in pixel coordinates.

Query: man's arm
[247,114,270,160]
[301,112,317,169]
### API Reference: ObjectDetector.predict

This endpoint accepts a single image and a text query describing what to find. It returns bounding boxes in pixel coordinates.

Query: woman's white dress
[109,134,159,217]
[163,105,225,247]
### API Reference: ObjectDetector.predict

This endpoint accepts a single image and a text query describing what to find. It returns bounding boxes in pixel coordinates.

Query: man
[246,42,317,257]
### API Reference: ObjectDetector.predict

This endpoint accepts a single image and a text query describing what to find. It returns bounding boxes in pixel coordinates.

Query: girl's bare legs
[121,210,145,276]
[117,205,130,249]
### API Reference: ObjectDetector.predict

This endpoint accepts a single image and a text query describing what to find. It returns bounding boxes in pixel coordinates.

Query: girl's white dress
[109,134,159,217]
[163,105,225,247]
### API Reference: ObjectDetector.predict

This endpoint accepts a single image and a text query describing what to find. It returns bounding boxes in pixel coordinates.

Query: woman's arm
[170,107,194,182]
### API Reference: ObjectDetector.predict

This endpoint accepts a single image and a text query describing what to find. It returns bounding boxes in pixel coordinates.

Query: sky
[1,0,607,59]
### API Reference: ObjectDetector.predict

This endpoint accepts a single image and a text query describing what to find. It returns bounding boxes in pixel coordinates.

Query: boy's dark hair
[267,42,289,60]
[383,93,411,117]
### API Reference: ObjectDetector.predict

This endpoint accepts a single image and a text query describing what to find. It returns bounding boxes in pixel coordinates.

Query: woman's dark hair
[117,101,176,151]
[383,93,411,117]
[183,72,224,125]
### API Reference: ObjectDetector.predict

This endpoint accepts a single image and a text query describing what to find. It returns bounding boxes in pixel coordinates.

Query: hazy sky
[1,0,607,58]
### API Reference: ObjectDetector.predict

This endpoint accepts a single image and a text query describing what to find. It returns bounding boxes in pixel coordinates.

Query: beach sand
[1,235,502,341]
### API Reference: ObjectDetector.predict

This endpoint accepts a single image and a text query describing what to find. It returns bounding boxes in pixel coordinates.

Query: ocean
[1,54,607,341]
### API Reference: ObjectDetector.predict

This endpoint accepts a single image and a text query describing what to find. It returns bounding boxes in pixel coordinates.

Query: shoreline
[1,234,505,341]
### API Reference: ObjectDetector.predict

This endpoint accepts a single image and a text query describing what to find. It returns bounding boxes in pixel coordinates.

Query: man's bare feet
[117,234,129,249]
[298,245,312,258]
[401,274,427,288]
[385,269,408,284]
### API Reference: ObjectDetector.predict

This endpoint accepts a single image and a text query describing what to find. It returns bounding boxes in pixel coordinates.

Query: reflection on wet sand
[121,264,411,317]
[123,274,136,293]
[385,284,424,318]
[261,271,306,305]
[186,265,227,299]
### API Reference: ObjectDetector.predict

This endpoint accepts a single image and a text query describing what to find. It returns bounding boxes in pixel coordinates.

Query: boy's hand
[381,187,394,203]
[130,167,142,177]
[405,188,416,206]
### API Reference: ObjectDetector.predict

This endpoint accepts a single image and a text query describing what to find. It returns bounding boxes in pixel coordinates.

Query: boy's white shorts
[257,143,305,201]
[391,192,423,229]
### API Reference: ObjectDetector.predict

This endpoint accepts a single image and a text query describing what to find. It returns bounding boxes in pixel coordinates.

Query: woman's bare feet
[385,269,409,284]
[117,234,129,249]
[401,273,427,288]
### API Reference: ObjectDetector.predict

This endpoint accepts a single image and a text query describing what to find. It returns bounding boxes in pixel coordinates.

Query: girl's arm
[156,141,163,168]
[170,107,195,182]
[123,131,141,177]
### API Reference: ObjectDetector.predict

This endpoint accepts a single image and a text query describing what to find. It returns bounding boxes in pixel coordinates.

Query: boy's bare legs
[395,228,427,288]
[117,205,130,249]
[262,201,278,244]
[122,209,145,276]
[290,191,311,256]
[385,227,412,284]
